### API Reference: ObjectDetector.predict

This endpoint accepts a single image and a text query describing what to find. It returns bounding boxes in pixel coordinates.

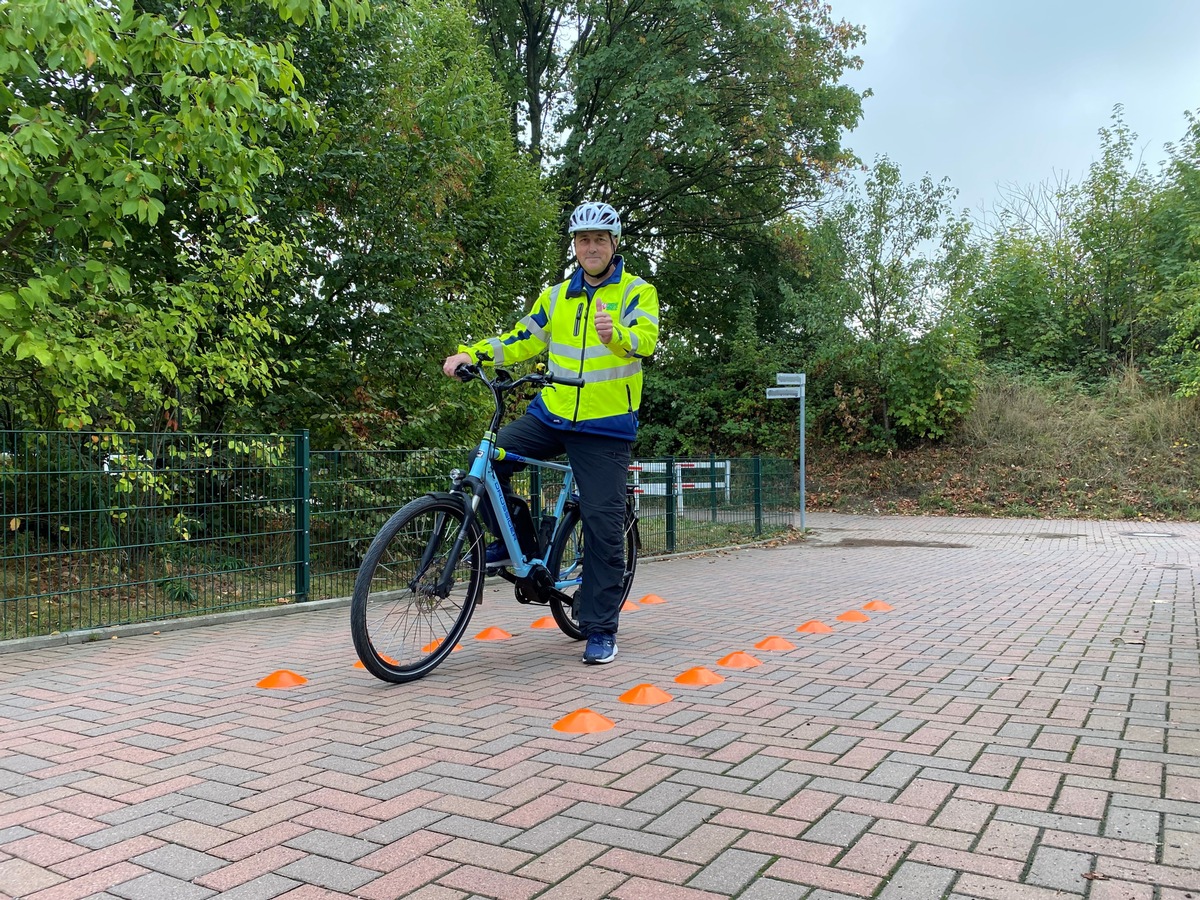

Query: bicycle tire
[547,506,638,640]
[350,495,483,683]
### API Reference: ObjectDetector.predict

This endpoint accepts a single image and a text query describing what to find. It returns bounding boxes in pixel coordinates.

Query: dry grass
[808,370,1200,520]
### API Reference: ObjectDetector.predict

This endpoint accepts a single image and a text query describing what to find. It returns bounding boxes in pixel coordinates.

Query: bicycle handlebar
[454,363,584,390]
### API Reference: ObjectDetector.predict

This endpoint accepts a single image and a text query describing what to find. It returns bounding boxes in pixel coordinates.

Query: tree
[1068,107,1157,368]
[245,0,558,447]
[0,0,369,432]
[810,157,979,447]
[1145,110,1200,395]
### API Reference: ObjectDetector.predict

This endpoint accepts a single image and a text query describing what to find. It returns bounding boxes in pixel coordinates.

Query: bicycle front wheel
[350,495,484,683]
[547,507,638,640]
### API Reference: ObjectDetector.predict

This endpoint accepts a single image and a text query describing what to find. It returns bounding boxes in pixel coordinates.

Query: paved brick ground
[1,513,1198,900]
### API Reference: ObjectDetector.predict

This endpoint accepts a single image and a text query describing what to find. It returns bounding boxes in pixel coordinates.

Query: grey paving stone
[575,823,674,854]
[276,855,377,892]
[78,813,182,849]
[801,811,873,846]
[574,796,659,826]
[643,801,718,838]
[805,778,897,801]
[738,878,811,899]
[688,848,771,895]
[132,844,225,879]
[99,796,180,824]
[311,756,379,776]
[109,872,216,900]
[877,862,955,899]
[809,734,861,754]
[168,798,246,826]
[667,770,757,792]
[993,807,1100,835]
[1026,846,1090,893]
[0,753,50,774]
[424,775,504,800]
[1104,806,1160,843]
[285,829,380,862]
[624,781,697,814]
[864,761,921,788]
[357,808,447,843]
[427,814,523,845]
[503,814,590,853]
[749,770,812,801]
[195,765,260,785]
[207,874,300,900]
[727,754,788,782]
[180,782,256,804]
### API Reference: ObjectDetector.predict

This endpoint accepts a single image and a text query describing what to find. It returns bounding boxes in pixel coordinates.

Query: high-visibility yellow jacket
[459,258,659,440]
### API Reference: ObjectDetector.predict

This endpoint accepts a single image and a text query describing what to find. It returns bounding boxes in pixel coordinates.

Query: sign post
[766,374,806,532]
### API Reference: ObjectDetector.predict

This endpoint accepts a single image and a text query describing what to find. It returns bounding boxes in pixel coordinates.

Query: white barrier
[628,460,731,511]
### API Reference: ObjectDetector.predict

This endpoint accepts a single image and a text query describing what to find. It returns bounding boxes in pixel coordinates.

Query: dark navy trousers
[484,414,630,637]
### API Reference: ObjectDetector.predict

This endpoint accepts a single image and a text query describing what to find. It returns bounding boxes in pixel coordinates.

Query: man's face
[573,230,616,277]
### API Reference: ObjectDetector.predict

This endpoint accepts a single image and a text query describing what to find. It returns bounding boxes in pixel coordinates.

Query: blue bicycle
[350,365,640,683]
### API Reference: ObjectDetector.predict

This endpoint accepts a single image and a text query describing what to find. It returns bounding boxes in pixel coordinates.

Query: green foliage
[249,0,557,448]
[800,157,980,449]
[885,322,980,443]
[0,0,368,431]
[1144,111,1200,395]
[971,232,1086,371]
[971,107,1164,381]
[474,0,865,355]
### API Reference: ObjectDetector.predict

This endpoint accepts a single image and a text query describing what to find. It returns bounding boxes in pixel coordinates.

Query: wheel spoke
[351,498,482,682]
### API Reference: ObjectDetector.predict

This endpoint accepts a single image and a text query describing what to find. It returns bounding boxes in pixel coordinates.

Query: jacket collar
[567,255,624,296]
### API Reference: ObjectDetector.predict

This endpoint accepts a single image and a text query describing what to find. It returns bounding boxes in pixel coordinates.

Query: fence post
[753,456,763,536]
[294,429,311,603]
[665,456,676,554]
[709,453,718,523]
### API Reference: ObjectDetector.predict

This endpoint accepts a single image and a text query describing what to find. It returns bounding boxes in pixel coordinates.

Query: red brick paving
[1,513,1198,899]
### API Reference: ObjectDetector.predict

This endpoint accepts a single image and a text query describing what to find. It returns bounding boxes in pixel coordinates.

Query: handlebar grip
[551,373,585,388]
[454,363,475,382]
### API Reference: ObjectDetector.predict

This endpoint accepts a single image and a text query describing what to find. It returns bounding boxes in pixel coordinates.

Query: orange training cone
[638,594,666,605]
[531,616,556,629]
[620,600,639,612]
[619,683,674,705]
[755,635,796,651]
[421,638,463,652]
[257,670,307,689]
[475,627,512,640]
[553,708,615,733]
[354,653,398,668]
[675,666,725,686]
[797,620,833,633]
[863,600,894,612]
[836,610,869,623]
[718,651,761,668]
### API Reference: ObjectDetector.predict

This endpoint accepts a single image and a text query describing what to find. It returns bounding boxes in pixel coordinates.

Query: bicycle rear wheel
[547,506,638,640]
[350,495,483,683]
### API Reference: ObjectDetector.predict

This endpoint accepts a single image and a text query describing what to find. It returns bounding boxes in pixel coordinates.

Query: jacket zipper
[572,296,591,424]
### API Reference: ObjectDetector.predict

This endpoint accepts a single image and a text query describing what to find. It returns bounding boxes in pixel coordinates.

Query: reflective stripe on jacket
[459,258,660,440]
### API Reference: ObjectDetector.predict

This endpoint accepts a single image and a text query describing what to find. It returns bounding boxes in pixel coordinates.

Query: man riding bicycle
[442,201,660,665]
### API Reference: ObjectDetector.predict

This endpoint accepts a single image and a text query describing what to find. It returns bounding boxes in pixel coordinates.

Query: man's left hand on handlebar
[442,352,472,378]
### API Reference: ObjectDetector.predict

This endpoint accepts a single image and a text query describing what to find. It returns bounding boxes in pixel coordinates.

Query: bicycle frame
[468,439,580,589]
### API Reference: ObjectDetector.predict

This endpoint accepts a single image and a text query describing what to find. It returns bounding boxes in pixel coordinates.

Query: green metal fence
[1,430,798,640]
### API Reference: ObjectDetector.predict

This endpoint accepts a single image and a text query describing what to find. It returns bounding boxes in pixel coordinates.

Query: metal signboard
[765,387,802,399]
[776,373,806,386]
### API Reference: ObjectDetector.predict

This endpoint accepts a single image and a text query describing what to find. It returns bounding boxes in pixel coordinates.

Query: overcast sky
[829,0,1200,216]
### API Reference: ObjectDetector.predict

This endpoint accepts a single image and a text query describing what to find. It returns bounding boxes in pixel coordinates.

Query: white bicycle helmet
[568,201,621,241]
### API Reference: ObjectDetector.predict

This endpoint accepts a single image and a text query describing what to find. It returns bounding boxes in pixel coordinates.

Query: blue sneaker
[582,632,618,665]
[485,541,510,566]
